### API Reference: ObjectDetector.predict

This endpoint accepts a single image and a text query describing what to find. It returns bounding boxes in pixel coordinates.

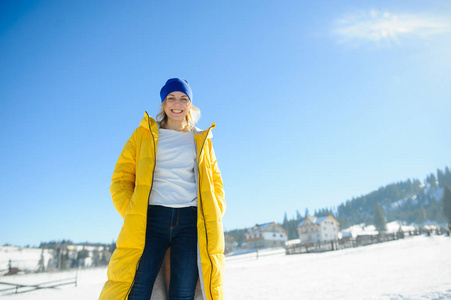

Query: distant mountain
[271,167,451,240]
[335,167,451,229]
[225,167,451,243]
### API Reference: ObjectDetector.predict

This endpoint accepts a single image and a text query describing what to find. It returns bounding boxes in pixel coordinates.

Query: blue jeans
[128,205,199,300]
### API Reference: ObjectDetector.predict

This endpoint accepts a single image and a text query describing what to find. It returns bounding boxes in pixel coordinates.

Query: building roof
[298,215,338,228]
[339,221,417,238]
[246,222,286,234]
[339,224,378,238]
[386,221,417,233]
[298,216,324,227]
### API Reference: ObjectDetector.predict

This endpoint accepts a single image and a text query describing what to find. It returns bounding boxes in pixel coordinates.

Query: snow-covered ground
[1,235,450,299]
[226,235,451,300]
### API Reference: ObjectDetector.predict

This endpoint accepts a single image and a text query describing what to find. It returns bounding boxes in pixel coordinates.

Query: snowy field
[1,235,450,299]
[0,247,52,275]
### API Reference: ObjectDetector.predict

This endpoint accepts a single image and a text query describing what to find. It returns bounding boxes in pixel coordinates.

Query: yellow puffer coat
[99,112,225,300]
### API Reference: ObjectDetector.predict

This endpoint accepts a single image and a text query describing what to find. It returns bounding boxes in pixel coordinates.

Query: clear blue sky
[1,0,450,246]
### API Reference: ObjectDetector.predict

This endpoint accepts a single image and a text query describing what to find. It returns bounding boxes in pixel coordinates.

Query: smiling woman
[157,95,201,133]
[165,91,191,123]
[99,78,225,300]
[156,78,201,133]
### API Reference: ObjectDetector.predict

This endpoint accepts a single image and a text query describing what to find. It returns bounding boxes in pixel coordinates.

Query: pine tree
[296,210,302,222]
[60,251,67,270]
[418,206,427,224]
[37,249,45,272]
[93,249,101,267]
[426,173,438,187]
[437,169,446,187]
[110,240,117,253]
[337,215,350,230]
[374,203,387,232]
[442,185,451,230]
[76,248,90,268]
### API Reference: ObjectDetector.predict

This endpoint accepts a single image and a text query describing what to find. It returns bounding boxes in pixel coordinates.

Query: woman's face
[163,91,191,123]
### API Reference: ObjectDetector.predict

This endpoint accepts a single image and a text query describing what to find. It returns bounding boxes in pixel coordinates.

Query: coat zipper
[125,113,157,299]
[197,126,215,300]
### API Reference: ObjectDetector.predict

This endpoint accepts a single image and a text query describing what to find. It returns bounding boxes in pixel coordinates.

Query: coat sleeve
[110,129,137,219]
[209,140,226,217]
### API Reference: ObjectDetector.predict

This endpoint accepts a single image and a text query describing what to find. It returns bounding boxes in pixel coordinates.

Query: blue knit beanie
[160,78,193,103]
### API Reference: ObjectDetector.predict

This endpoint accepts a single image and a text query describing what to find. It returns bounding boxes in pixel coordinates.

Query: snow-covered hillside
[0,247,52,275]
[1,235,450,299]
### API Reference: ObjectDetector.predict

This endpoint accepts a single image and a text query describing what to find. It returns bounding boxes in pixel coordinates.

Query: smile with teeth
[171,109,183,114]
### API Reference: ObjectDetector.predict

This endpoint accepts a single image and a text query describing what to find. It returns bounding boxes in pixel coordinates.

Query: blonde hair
[156,99,201,132]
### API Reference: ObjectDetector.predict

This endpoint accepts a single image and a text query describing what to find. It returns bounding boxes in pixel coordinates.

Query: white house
[244,222,287,249]
[297,216,339,243]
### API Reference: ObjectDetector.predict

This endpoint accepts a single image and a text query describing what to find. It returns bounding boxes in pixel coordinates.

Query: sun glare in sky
[334,10,450,47]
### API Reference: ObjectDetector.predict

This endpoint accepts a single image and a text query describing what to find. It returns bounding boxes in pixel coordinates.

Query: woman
[99,78,226,300]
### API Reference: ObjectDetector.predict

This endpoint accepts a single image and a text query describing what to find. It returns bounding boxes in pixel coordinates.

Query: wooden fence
[0,272,77,295]
[286,231,418,255]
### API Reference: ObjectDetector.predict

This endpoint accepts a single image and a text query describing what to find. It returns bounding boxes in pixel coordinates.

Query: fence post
[75,269,78,287]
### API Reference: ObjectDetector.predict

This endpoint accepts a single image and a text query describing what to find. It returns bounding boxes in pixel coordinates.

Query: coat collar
[194,124,215,140]
[141,111,215,139]
[139,111,158,130]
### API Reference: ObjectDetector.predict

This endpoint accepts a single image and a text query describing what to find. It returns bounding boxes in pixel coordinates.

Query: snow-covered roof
[340,221,418,238]
[340,224,378,238]
[423,224,439,230]
[285,239,301,246]
[386,221,417,233]
[246,222,283,234]
[298,215,336,227]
